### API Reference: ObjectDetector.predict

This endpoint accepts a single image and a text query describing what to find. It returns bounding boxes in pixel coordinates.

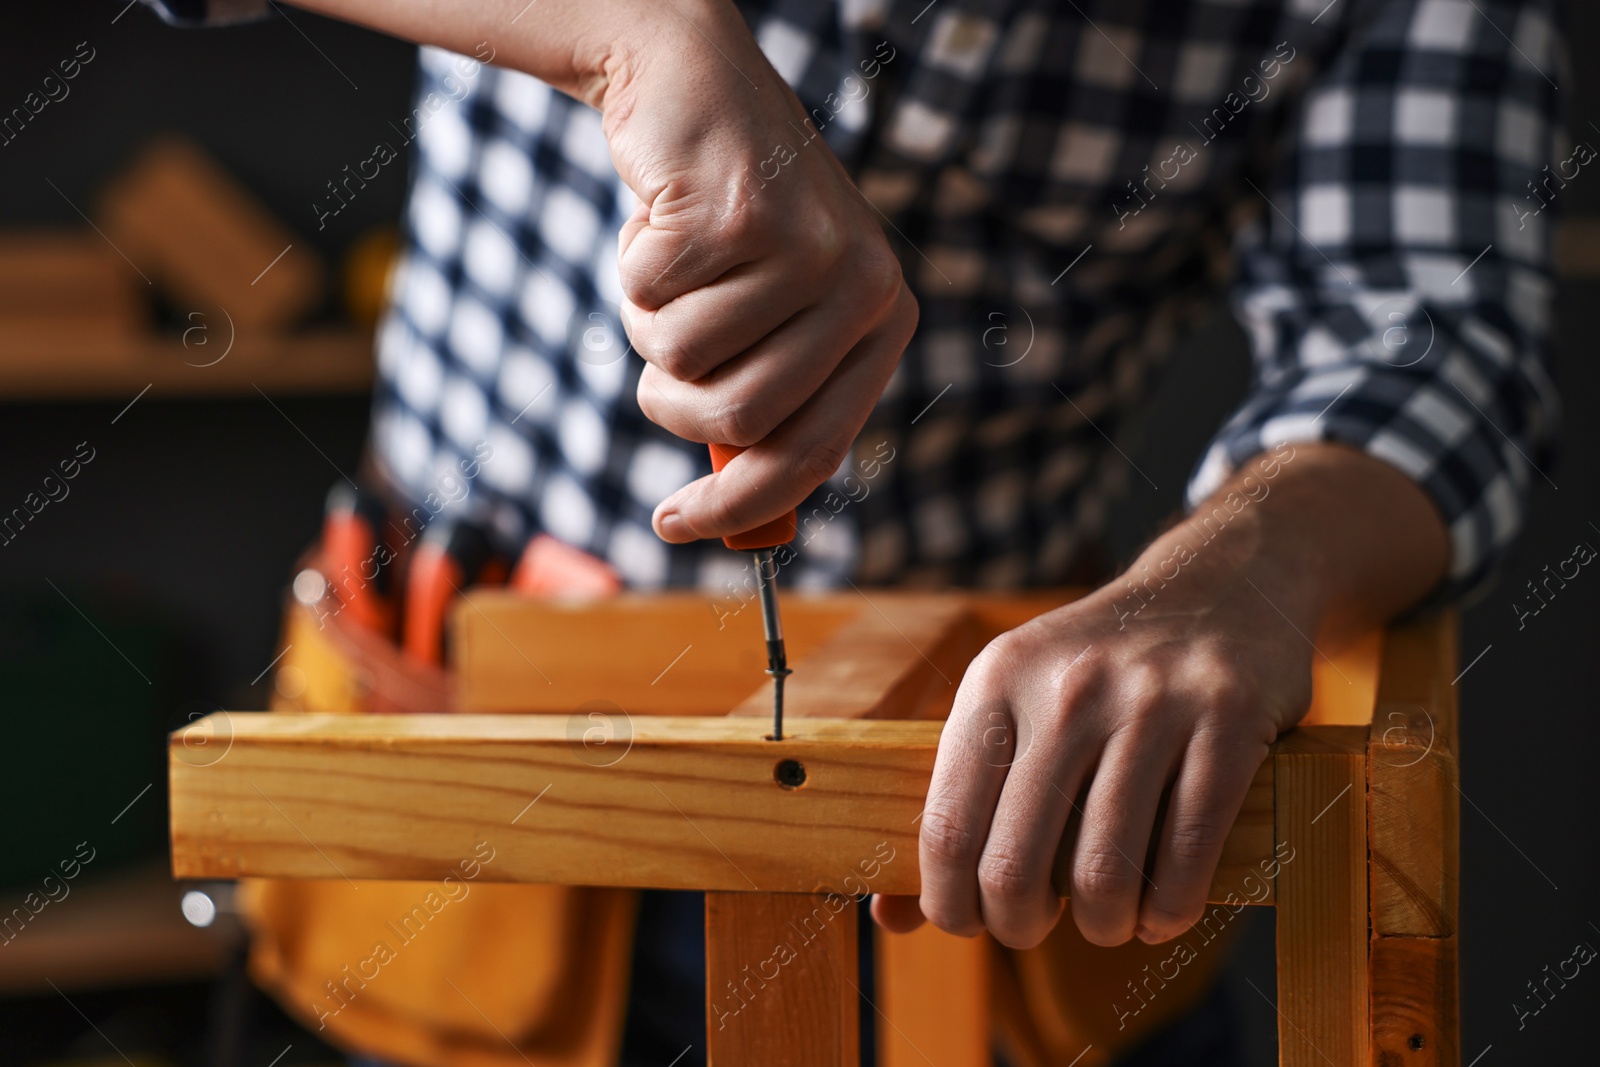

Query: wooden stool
[170,590,1459,1066]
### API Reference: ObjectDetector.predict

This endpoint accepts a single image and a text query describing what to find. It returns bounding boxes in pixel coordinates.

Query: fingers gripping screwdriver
[707,443,797,741]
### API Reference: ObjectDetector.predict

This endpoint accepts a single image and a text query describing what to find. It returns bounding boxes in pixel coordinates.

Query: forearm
[1124,442,1450,648]
[284,0,718,110]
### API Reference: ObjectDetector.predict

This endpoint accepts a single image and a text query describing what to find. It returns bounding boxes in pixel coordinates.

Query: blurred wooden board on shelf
[0,328,374,399]
[0,864,239,995]
[0,231,145,342]
[98,136,325,331]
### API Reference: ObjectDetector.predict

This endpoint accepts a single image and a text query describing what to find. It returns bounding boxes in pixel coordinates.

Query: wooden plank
[169,712,1276,901]
[962,591,1081,639]
[706,892,859,1067]
[876,923,991,1067]
[727,594,976,721]
[1369,936,1459,1067]
[0,232,144,339]
[98,137,324,331]
[1303,630,1384,727]
[1274,725,1370,1067]
[1371,614,1459,758]
[1369,614,1458,939]
[1367,614,1459,1065]
[1368,747,1457,940]
[172,713,934,892]
[453,592,860,715]
[0,329,374,399]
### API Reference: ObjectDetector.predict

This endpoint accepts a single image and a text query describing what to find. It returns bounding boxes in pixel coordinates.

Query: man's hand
[601,5,915,543]
[293,0,916,541]
[872,443,1450,948]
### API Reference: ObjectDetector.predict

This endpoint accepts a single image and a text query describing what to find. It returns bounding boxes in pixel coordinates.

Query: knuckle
[975,632,1030,684]
[1125,661,1167,705]
[1200,668,1256,711]
[715,194,762,252]
[920,898,983,939]
[1072,849,1139,904]
[1167,817,1224,865]
[696,488,746,536]
[796,439,848,487]
[643,331,700,381]
[976,847,1037,908]
[894,285,920,338]
[709,399,764,448]
[992,920,1054,952]
[920,807,981,870]
[1141,898,1203,937]
[854,240,904,313]
[617,259,668,313]
[634,372,669,426]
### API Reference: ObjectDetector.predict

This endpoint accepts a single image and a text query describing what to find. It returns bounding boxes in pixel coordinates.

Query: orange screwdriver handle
[707,443,798,550]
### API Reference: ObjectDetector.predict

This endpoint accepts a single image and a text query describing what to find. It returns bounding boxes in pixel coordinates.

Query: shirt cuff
[1185,359,1543,609]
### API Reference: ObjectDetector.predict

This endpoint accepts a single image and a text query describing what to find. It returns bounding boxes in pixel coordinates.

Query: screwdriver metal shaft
[752,547,790,741]
[704,442,797,742]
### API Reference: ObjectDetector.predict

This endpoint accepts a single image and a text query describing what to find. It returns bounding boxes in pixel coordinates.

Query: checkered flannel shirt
[144,0,1565,603]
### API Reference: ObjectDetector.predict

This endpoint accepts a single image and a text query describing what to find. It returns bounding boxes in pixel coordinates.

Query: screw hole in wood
[774,759,807,789]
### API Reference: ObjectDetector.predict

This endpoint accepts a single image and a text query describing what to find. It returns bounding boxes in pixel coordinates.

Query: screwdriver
[707,443,797,741]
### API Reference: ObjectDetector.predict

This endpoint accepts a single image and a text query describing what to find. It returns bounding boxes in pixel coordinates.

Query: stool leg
[1368,727,1461,1064]
[1275,728,1370,1067]
[706,891,860,1067]
[876,922,992,1067]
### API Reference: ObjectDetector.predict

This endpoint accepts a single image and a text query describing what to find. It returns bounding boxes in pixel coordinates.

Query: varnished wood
[453,592,861,715]
[706,892,859,1067]
[173,714,931,893]
[876,923,991,1067]
[169,712,1277,902]
[1368,748,1458,939]
[1369,936,1459,1066]
[727,594,976,721]
[1303,630,1384,727]
[1367,615,1460,1065]
[1368,614,1459,938]
[1275,724,1370,1067]
[168,591,1456,1064]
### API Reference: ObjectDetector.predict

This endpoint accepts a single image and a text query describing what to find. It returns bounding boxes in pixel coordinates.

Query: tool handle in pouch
[706,443,798,551]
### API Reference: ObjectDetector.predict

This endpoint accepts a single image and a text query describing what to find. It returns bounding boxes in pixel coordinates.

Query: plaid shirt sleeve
[1186,0,1565,604]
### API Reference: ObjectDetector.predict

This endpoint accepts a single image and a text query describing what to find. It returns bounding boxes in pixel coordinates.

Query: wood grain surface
[170,711,1283,900]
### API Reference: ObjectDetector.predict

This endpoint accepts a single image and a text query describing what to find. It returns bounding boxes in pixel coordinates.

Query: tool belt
[242,529,1234,1067]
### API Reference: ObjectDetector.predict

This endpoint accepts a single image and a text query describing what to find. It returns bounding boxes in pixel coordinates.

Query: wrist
[590,0,757,125]
[1103,446,1334,636]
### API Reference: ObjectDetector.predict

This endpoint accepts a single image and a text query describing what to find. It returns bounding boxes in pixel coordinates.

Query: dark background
[0,2,1593,1065]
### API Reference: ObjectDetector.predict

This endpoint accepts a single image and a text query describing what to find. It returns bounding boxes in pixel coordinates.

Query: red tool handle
[707,443,798,551]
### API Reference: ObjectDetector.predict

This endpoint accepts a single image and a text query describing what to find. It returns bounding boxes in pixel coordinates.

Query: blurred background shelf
[0,866,240,996]
[0,328,375,400]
